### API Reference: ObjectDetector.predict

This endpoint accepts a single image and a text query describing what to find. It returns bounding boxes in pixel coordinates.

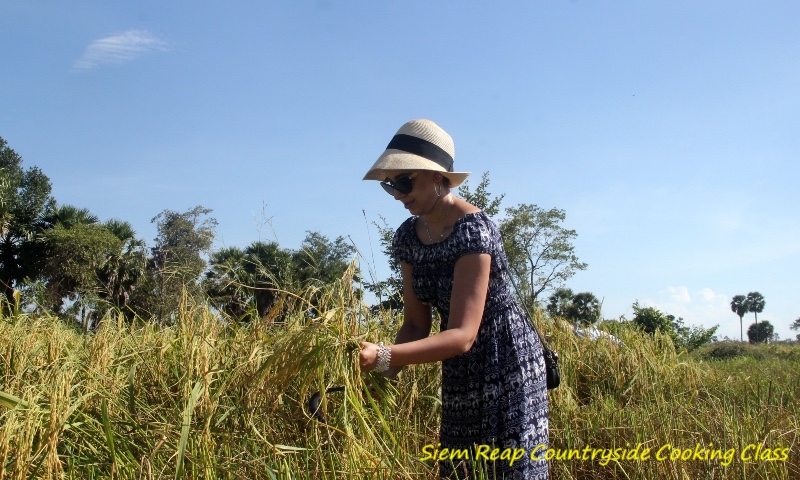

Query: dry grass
[1,267,798,479]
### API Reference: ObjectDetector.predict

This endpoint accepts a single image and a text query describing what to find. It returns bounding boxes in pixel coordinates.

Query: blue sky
[2,1,798,340]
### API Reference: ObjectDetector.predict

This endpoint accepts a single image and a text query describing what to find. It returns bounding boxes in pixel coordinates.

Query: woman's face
[384,170,440,215]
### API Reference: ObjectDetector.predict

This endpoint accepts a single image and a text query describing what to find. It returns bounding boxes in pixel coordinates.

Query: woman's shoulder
[392,216,420,263]
[393,216,418,244]
[396,215,417,234]
[449,210,501,254]
[453,210,497,232]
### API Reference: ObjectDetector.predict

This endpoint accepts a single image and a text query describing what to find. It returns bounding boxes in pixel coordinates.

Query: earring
[435,183,442,197]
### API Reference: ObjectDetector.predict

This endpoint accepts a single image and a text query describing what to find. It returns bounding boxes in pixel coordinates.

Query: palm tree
[204,241,296,322]
[745,291,766,327]
[97,219,146,322]
[730,294,748,342]
[244,241,295,319]
[205,246,250,320]
[569,292,601,326]
[44,204,99,229]
[546,288,574,318]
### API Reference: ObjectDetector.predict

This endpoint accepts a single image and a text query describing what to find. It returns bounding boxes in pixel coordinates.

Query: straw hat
[363,119,471,187]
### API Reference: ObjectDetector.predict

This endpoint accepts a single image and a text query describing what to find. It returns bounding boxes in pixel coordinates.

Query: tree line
[1,136,355,327]
[5,134,787,349]
[2,136,590,329]
[729,292,776,343]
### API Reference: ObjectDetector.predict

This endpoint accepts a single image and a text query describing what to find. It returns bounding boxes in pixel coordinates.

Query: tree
[365,215,404,312]
[747,320,774,344]
[457,171,505,217]
[37,206,116,318]
[40,223,122,328]
[671,316,719,352]
[631,302,674,335]
[790,317,800,342]
[146,206,216,322]
[204,241,296,322]
[246,241,295,318]
[631,301,717,351]
[35,204,143,328]
[96,219,147,321]
[545,288,601,326]
[292,231,355,288]
[0,136,56,305]
[744,291,765,326]
[569,292,601,326]
[499,204,587,302]
[43,204,99,229]
[730,294,748,342]
[205,246,251,320]
[0,168,11,209]
[546,288,574,318]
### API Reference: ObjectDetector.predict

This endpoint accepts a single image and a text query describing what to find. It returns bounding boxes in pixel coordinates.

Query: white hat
[363,119,471,187]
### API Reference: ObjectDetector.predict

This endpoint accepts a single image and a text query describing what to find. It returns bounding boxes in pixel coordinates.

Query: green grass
[1,270,798,479]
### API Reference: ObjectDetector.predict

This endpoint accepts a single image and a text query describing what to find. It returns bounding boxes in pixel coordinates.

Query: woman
[359,119,549,479]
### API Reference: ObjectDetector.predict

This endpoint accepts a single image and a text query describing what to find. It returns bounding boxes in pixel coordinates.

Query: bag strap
[500,253,552,351]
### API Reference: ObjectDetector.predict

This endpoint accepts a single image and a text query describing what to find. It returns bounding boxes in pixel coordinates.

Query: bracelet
[374,342,392,373]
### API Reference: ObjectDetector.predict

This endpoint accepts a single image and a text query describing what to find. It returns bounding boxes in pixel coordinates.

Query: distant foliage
[97,219,147,321]
[293,231,355,288]
[730,294,748,342]
[40,223,121,317]
[791,318,800,331]
[546,288,574,319]
[364,215,403,312]
[204,232,354,323]
[546,288,601,326]
[631,301,717,352]
[204,242,293,321]
[697,341,755,360]
[745,291,766,324]
[0,136,56,307]
[748,320,775,344]
[141,206,218,322]
[631,302,674,335]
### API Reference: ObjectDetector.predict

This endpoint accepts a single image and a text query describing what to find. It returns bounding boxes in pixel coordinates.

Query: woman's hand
[359,341,379,372]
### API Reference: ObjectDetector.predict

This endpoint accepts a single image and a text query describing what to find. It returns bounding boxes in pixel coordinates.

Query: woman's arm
[360,253,491,372]
[362,261,431,378]
[395,260,434,344]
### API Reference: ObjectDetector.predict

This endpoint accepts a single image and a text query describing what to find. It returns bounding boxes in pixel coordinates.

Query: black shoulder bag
[502,256,561,390]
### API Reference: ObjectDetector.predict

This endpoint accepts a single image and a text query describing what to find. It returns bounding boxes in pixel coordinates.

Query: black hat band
[385,134,454,172]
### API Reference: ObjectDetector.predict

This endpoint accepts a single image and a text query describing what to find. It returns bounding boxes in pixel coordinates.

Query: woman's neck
[424,194,455,228]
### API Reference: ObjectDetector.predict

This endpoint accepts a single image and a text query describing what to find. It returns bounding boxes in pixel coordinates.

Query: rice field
[1,266,798,479]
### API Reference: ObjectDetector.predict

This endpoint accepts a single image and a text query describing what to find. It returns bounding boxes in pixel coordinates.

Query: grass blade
[175,380,204,479]
[0,390,29,409]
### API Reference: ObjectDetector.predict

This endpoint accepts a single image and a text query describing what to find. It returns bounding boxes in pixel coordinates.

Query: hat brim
[363,150,470,187]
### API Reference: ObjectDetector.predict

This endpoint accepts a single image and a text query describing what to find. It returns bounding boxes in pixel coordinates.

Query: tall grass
[1,266,798,479]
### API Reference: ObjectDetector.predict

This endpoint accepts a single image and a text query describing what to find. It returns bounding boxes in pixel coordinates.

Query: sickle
[306,386,345,424]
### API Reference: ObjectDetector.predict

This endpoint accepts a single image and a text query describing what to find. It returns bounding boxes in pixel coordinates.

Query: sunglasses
[380,172,418,195]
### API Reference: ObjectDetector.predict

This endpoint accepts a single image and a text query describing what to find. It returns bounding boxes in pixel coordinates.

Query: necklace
[423,198,453,243]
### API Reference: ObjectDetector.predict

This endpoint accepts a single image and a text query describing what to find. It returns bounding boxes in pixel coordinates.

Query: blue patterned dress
[393,211,549,479]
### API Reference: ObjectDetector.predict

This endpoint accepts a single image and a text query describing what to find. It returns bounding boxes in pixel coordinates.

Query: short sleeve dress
[393,211,549,480]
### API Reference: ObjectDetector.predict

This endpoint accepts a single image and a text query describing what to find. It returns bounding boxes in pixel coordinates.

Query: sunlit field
[1,266,798,479]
